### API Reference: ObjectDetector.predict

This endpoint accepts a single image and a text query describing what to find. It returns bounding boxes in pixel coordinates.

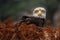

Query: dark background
[0,0,60,22]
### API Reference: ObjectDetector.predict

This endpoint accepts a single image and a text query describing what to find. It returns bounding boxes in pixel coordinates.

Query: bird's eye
[41,10,45,13]
[35,10,39,13]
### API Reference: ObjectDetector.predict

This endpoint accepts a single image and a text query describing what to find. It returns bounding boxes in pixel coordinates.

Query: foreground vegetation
[0,18,60,40]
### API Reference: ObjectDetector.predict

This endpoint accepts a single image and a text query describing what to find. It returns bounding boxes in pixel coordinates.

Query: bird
[33,7,46,18]
[16,7,46,27]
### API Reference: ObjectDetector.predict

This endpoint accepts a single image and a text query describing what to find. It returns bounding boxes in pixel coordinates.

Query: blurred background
[0,0,60,25]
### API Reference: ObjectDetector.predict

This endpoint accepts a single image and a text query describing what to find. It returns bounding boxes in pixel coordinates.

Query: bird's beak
[38,10,42,16]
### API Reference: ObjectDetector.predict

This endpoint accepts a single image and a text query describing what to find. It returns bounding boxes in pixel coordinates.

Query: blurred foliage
[0,0,60,22]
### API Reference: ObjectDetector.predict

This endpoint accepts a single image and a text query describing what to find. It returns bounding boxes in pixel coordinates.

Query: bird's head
[33,7,46,19]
